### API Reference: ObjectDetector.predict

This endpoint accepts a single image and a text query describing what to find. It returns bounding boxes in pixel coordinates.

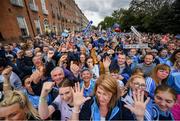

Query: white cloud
[75,0,131,26]
[84,11,103,27]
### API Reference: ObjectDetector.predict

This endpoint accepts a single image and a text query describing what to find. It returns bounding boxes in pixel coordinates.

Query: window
[29,0,38,12]
[17,17,29,37]
[41,0,48,15]
[0,32,5,41]
[10,0,24,7]
[34,20,42,35]
[41,0,46,10]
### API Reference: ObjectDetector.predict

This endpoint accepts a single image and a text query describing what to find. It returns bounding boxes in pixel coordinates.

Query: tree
[98,16,116,30]
[170,0,180,33]
[97,0,179,34]
[91,25,98,30]
[129,0,173,16]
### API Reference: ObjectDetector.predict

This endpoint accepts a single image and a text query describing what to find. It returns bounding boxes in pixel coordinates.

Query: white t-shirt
[91,64,100,79]
[51,95,73,121]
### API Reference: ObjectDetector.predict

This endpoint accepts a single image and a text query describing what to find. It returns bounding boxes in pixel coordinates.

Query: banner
[123,44,148,49]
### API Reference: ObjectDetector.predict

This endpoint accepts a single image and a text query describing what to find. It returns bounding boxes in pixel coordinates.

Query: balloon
[115,27,121,32]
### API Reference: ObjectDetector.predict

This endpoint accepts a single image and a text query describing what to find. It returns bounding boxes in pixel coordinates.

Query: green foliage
[97,0,180,34]
[91,25,98,30]
[98,16,117,30]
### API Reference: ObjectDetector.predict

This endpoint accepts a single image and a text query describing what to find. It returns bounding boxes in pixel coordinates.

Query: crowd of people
[0,30,179,120]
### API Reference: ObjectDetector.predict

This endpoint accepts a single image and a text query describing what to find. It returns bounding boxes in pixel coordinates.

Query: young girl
[85,56,99,80]
[153,85,177,120]
[78,53,86,70]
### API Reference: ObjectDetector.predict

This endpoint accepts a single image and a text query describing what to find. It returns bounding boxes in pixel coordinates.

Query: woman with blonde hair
[0,90,40,120]
[0,67,40,120]
[71,74,150,121]
[146,64,171,98]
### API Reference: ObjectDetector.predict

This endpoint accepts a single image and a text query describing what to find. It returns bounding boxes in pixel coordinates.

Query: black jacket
[79,97,135,120]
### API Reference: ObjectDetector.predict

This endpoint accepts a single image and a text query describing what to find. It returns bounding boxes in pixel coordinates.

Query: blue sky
[75,0,132,26]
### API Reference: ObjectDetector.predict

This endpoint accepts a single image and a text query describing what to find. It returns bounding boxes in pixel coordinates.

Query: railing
[10,0,24,7]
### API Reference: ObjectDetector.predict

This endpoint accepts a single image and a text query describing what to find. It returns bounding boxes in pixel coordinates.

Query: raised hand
[70,61,80,75]
[60,54,67,62]
[2,66,12,80]
[2,66,13,92]
[119,87,127,97]
[124,90,150,121]
[30,70,41,84]
[72,82,91,107]
[103,56,111,69]
[107,49,114,55]
[41,82,55,98]
[118,75,124,80]
[16,50,23,59]
[47,50,54,61]
[38,66,45,77]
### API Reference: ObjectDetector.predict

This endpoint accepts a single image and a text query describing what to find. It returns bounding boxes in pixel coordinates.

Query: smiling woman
[71,74,150,121]
[153,85,177,120]
[146,64,171,98]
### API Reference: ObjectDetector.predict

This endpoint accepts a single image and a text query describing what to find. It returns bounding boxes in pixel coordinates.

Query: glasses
[133,82,146,89]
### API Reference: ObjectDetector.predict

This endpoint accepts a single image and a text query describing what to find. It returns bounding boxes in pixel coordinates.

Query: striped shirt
[145,77,156,98]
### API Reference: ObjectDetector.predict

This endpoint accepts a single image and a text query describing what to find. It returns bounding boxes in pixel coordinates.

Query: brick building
[0,0,89,43]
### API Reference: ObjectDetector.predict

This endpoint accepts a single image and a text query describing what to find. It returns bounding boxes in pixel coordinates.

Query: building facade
[0,0,89,43]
